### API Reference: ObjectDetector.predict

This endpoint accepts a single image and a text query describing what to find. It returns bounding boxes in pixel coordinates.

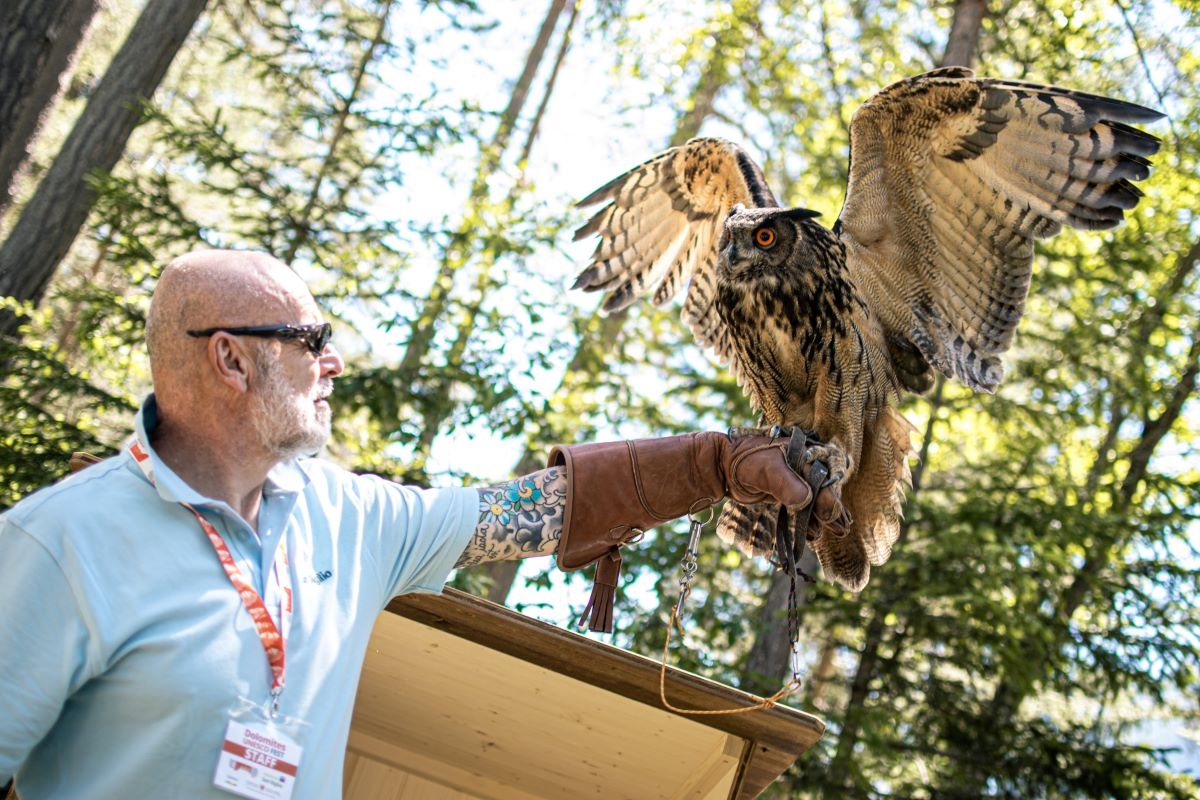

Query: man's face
[248,339,336,460]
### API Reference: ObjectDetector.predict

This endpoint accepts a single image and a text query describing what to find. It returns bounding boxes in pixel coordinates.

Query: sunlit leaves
[1,0,1196,796]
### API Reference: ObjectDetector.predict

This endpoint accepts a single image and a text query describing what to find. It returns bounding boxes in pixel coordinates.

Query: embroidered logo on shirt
[303,570,332,585]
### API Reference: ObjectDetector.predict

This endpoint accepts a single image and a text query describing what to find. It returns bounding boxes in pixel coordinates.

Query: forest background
[1,0,1197,797]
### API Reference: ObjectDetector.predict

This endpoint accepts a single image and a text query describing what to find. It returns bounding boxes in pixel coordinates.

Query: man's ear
[207,333,253,393]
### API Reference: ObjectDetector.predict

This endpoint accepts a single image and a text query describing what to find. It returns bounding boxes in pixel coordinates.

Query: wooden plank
[352,609,749,799]
[386,589,824,799]
[671,734,745,800]
[347,730,526,800]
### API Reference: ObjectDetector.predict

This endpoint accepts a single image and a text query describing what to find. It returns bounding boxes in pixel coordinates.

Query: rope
[659,598,803,715]
[656,426,825,716]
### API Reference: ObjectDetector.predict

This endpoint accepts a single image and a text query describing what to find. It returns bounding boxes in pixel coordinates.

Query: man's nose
[320,344,344,378]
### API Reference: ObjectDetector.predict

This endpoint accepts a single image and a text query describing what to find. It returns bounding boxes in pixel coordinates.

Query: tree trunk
[281,0,395,265]
[940,0,988,68]
[740,551,820,696]
[409,0,580,469]
[824,609,885,794]
[518,0,579,166]
[961,239,1200,794]
[466,4,752,607]
[417,2,576,602]
[0,0,209,339]
[395,0,569,408]
[806,632,838,709]
[0,0,101,216]
[477,559,522,604]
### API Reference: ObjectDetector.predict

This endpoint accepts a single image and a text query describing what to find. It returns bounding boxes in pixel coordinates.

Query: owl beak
[718,240,738,274]
[719,240,755,280]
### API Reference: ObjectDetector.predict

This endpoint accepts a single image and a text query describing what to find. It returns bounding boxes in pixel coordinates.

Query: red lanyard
[129,441,292,704]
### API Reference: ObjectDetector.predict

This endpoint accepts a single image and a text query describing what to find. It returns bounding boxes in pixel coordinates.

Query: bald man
[0,250,834,799]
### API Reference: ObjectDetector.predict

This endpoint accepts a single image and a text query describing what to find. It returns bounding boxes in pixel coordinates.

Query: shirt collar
[130,394,308,507]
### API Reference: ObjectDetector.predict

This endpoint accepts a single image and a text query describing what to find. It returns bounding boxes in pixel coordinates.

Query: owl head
[718,204,823,278]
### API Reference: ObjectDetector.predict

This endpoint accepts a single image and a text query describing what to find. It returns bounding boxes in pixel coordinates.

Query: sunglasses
[186,322,333,356]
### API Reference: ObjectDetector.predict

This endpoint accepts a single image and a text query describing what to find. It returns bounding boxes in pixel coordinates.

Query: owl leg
[803,443,850,484]
[798,424,856,530]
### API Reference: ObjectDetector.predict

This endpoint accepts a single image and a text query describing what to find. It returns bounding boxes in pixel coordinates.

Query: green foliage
[0,303,135,508]
[1,0,1197,797]
[558,2,1200,797]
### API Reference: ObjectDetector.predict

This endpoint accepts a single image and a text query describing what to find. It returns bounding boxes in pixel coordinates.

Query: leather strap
[773,428,826,656]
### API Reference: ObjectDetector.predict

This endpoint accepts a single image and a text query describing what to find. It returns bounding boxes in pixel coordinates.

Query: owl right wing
[572,138,779,368]
[837,67,1163,393]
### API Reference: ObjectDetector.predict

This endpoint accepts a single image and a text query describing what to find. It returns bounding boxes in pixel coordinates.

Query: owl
[571,67,1163,592]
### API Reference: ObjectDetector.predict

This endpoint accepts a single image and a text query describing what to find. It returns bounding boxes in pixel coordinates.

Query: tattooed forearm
[455,467,567,568]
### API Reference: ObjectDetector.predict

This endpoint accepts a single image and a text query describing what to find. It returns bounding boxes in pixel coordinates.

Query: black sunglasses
[186,322,333,356]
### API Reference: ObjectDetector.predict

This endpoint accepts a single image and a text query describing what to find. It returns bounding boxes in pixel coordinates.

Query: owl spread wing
[837,66,1164,393]
[572,138,779,375]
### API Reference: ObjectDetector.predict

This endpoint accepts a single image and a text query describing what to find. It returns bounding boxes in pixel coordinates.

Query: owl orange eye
[754,227,777,249]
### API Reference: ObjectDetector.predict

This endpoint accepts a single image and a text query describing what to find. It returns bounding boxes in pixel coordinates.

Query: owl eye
[753,226,777,249]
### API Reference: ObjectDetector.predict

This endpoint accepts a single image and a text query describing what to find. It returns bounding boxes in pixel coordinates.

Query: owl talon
[795,442,851,530]
[801,444,850,486]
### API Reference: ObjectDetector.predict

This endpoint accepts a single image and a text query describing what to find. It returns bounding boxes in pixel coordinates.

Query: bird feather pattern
[571,67,1163,592]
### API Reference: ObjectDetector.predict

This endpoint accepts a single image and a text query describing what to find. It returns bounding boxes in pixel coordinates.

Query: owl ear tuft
[780,207,822,221]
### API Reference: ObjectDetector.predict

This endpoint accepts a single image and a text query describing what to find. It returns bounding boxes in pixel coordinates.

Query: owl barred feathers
[811,406,918,590]
[571,67,1163,592]
[841,69,1163,395]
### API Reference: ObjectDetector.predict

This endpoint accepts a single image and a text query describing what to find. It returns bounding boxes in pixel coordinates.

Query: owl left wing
[837,67,1164,393]
[572,138,779,365]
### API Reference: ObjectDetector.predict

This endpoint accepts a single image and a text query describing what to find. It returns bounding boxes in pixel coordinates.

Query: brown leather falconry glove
[548,431,824,633]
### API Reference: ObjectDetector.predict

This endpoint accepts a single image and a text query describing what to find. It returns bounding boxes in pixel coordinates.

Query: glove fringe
[579,551,621,633]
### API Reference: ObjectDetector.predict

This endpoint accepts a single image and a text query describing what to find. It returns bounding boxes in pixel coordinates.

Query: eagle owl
[571,67,1163,591]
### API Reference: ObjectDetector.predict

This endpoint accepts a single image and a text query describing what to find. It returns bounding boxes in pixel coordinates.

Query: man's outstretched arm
[455,468,567,568]
[452,430,835,570]
[452,431,835,631]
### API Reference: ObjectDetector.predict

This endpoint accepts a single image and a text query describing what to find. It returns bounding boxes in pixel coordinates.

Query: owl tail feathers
[856,406,919,567]
[885,406,919,497]
[716,500,779,558]
[716,499,816,569]
[811,408,915,592]
[718,498,872,592]
[811,530,871,592]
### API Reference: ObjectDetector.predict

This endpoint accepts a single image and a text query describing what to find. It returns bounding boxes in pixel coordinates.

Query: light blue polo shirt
[0,396,479,798]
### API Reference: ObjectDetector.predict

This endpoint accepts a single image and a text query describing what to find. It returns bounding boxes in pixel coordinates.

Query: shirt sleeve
[0,518,96,780]
[335,472,478,601]
[379,483,479,598]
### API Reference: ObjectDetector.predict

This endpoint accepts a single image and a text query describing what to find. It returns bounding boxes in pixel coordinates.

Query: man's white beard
[250,355,332,460]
